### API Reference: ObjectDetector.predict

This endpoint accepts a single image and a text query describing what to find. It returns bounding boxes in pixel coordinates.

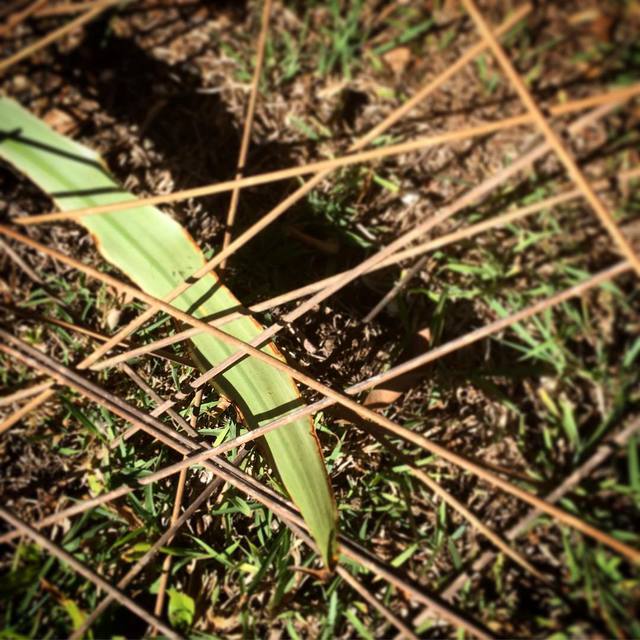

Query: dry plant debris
[0,1,639,638]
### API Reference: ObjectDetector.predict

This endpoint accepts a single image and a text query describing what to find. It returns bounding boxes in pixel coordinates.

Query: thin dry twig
[0,0,120,74]
[0,387,55,435]
[152,388,203,626]
[0,0,47,37]
[91,164,640,370]
[0,245,636,563]
[220,0,272,269]
[336,566,420,640]
[461,0,640,276]
[0,506,180,639]
[16,84,640,228]
[0,236,43,283]
[0,379,52,407]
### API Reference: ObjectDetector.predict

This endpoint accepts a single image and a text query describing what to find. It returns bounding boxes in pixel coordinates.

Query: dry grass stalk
[0,506,180,639]
[0,336,489,640]
[0,0,47,37]
[0,231,635,563]
[220,0,273,269]
[0,387,54,435]
[15,84,640,227]
[461,0,640,276]
[0,0,120,74]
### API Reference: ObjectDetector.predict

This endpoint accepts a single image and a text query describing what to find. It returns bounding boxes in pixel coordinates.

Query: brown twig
[0,379,53,407]
[1,302,194,368]
[0,506,180,639]
[461,0,640,276]
[0,387,55,435]
[0,236,43,283]
[220,0,273,270]
[152,388,203,627]
[336,565,420,640]
[15,84,640,228]
[0,0,120,74]
[0,0,47,37]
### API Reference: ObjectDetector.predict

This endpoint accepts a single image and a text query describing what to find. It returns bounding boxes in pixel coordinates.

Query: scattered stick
[0,0,121,75]
[364,254,429,322]
[152,388,203,626]
[0,387,54,435]
[220,0,273,269]
[0,0,47,37]
[461,0,640,276]
[1,302,194,368]
[15,84,640,227]
[337,566,420,640]
[0,379,52,407]
[0,237,43,283]
[0,506,180,640]
[0,335,489,640]
[90,164,640,371]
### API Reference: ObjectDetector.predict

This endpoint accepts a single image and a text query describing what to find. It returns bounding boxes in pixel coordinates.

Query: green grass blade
[0,98,338,567]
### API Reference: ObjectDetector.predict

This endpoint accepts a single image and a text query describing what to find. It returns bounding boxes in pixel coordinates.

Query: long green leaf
[0,98,338,567]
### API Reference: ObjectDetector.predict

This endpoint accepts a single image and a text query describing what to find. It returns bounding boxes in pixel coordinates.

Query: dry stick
[152,388,203,625]
[400,416,640,638]
[0,337,489,640]
[70,447,247,640]
[365,253,430,322]
[0,0,48,37]
[336,565,420,640]
[461,0,640,277]
[0,0,120,74]
[17,85,640,230]
[62,6,531,371]
[117,261,638,565]
[220,0,272,270]
[0,258,631,552]
[13,119,532,225]
[0,507,180,640]
[120,362,198,439]
[0,236,43,283]
[0,387,54,435]
[363,157,640,323]
[0,379,52,407]
[0,302,194,368]
[135,100,625,421]
[0,485,134,546]
[1,228,637,564]
[37,1,110,17]
[93,164,640,371]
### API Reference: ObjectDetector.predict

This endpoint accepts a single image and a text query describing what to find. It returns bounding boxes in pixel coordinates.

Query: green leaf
[167,588,195,630]
[0,98,338,568]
